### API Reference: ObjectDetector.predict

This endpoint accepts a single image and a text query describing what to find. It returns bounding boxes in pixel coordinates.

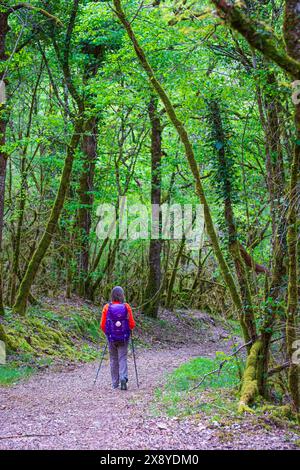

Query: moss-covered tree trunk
[166,238,185,309]
[283,0,300,416]
[210,0,300,78]
[210,0,300,419]
[89,239,121,302]
[143,97,162,318]
[12,0,84,315]
[10,64,43,306]
[12,118,84,315]
[285,136,300,415]
[76,43,104,298]
[0,117,7,316]
[0,11,9,316]
[209,99,257,345]
[238,339,262,413]
[256,72,287,396]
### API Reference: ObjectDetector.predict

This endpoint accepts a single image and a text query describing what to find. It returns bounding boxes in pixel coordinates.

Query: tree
[142,97,162,318]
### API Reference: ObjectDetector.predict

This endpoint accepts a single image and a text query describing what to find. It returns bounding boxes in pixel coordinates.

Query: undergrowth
[153,354,300,434]
[1,297,242,389]
[0,300,208,386]
[0,302,107,385]
[0,363,34,386]
[154,355,241,419]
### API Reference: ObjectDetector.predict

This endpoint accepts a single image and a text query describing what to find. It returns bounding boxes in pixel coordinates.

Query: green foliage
[166,356,240,391]
[155,355,240,417]
[0,364,34,386]
[1,0,297,415]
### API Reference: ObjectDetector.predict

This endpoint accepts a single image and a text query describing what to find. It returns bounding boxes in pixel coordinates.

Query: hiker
[100,286,136,390]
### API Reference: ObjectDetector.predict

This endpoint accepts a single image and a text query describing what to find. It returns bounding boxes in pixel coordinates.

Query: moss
[5,334,21,351]
[0,364,34,386]
[2,302,104,367]
[5,332,34,353]
[238,340,262,413]
[260,404,295,420]
[0,323,7,342]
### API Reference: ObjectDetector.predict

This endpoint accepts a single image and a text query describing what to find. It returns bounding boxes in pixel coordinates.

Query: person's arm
[125,303,136,330]
[100,304,109,333]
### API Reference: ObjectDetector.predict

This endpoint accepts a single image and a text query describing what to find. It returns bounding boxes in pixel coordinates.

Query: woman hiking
[100,286,136,390]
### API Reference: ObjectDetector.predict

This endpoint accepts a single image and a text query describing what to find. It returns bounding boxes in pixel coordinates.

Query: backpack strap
[124,303,129,320]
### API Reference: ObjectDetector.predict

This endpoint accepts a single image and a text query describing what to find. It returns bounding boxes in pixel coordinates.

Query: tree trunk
[143,97,162,318]
[0,137,7,316]
[0,12,9,316]
[283,0,300,416]
[166,238,185,309]
[77,116,97,297]
[10,64,43,306]
[209,99,257,346]
[256,72,287,396]
[89,239,120,302]
[238,340,262,413]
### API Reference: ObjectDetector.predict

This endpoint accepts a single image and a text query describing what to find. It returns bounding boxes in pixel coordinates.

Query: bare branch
[6,2,63,26]
[190,339,253,391]
[268,361,290,376]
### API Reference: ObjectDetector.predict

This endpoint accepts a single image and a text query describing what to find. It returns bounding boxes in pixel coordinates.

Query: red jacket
[100,301,135,334]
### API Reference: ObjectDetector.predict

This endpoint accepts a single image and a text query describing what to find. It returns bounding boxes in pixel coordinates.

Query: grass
[154,356,241,418]
[165,356,240,391]
[0,364,34,386]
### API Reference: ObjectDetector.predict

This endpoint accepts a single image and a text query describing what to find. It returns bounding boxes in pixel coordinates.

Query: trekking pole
[131,335,139,388]
[93,341,108,385]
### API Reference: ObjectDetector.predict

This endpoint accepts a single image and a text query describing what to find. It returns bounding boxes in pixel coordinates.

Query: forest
[0,0,299,452]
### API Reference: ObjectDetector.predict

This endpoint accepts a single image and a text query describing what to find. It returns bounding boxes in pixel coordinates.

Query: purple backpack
[105,303,131,343]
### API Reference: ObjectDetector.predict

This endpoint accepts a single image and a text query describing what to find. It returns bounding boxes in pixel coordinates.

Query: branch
[190,339,253,391]
[210,0,300,79]
[239,242,270,275]
[190,334,285,392]
[194,278,226,289]
[0,433,59,440]
[7,2,63,26]
[51,0,84,113]
[268,361,290,376]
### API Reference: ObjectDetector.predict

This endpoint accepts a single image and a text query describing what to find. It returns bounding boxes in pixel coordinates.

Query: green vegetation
[0,0,299,418]
[1,301,213,385]
[165,356,240,391]
[2,302,105,369]
[0,364,34,386]
[155,356,240,418]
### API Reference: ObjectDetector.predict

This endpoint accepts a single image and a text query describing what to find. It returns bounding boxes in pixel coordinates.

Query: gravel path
[0,344,299,450]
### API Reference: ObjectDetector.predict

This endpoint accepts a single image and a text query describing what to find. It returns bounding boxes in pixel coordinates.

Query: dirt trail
[0,344,299,450]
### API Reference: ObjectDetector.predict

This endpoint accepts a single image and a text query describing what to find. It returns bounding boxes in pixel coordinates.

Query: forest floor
[1,305,300,450]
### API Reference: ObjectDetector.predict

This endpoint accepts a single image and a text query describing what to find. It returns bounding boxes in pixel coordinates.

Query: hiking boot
[121,379,127,391]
